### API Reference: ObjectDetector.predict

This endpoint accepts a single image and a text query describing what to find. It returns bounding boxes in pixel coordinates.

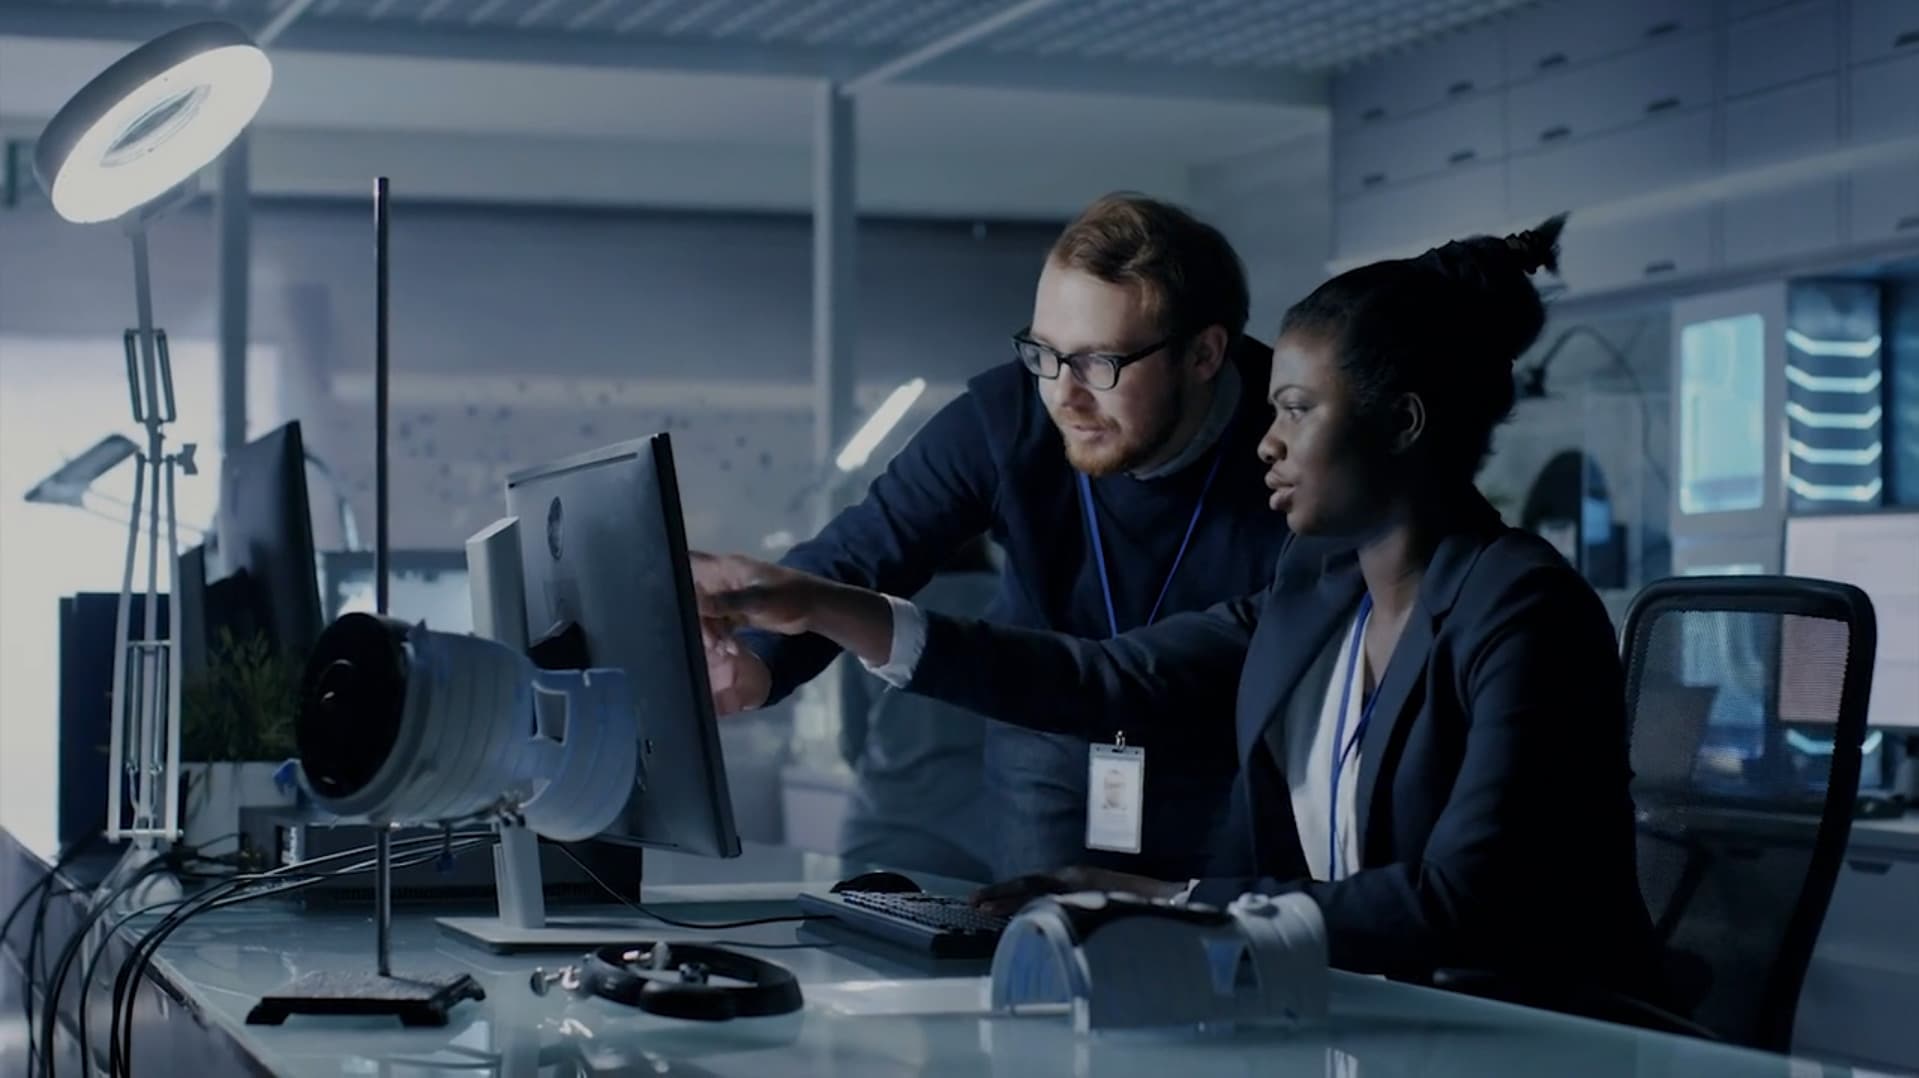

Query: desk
[0,826,1875,1078]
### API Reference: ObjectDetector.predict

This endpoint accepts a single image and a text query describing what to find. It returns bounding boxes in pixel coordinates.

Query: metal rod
[135,230,167,839]
[374,176,390,617]
[162,454,183,839]
[257,0,322,46]
[842,0,1059,94]
[375,827,393,977]
[105,452,143,840]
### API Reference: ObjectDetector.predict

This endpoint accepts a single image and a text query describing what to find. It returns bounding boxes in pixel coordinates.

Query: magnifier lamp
[34,21,272,893]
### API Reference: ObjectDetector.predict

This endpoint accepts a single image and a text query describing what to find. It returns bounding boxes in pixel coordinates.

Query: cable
[33,854,174,1078]
[552,845,824,932]
[28,841,247,1078]
[27,833,479,1078]
[103,836,493,1078]
[1515,320,1671,494]
[13,835,103,1077]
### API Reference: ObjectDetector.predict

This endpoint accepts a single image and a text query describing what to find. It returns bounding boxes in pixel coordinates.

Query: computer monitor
[1784,511,1919,731]
[214,422,323,665]
[504,433,740,859]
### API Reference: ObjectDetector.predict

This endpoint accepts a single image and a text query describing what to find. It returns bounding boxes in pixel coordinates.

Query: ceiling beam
[0,2,1327,106]
[256,0,319,47]
[843,0,1059,96]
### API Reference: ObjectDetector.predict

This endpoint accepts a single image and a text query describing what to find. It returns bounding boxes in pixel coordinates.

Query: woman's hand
[971,866,1184,916]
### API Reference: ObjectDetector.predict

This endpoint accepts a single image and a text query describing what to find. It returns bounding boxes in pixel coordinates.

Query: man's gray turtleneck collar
[1128,360,1242,481]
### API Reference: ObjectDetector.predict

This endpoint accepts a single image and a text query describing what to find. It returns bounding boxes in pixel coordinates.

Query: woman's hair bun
[1504,212,1568,276]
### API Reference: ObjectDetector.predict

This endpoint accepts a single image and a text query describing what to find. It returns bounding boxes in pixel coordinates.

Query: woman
[697,215,1659,997]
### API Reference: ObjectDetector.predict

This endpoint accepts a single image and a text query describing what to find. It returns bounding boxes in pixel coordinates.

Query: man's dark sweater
[744,337,1291,879]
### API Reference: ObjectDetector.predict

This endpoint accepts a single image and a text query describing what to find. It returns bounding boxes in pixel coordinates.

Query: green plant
[181,627,300,761]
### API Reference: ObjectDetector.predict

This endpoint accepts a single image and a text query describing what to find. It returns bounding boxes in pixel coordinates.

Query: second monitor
[503,433,741,860]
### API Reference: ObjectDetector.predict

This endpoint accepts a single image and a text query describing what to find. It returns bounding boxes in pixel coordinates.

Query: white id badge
[1085,737,1145,854]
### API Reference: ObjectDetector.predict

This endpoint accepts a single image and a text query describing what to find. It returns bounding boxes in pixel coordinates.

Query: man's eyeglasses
[1011,329,1176,392]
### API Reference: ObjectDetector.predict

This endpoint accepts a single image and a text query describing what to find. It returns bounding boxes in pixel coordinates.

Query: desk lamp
[34,21,272,896]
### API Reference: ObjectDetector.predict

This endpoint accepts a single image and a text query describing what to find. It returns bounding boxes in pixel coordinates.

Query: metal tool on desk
[986,891,1328,1033]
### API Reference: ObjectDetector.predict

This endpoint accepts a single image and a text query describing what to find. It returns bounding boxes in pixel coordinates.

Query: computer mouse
[831,870,922,895]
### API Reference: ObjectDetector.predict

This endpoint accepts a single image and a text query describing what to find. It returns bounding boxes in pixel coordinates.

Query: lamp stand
[246,177,483,1027]
[99,217,198,907]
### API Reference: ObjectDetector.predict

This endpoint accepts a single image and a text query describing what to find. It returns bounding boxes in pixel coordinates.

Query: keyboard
[797,890,1009,958]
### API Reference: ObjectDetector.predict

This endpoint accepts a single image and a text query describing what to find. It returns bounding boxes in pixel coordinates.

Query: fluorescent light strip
[1787,438,1883,466]
[1785,402,1883,429]
[1786,729,1884,755]
[835,378,927,472]
[1784,365,1883,394]
[1785,329,1882,359]
[1785,475,1883,501]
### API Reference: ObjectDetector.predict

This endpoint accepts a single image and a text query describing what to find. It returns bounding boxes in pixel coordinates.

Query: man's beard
[1057,385,1185,478]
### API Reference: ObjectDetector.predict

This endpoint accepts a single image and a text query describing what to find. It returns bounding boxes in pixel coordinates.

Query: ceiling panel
[0,0,1539,76]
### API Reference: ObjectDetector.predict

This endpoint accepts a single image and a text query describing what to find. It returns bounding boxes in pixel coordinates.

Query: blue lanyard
[1328,593,1376,880]
[1075,440,1227,639]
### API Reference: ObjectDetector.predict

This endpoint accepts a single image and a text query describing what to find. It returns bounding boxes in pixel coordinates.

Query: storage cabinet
[1335,162,1504,257]
[1849,50,1919,146]
[1334,95,1503,197]
[1333,28,1503,130]
[1557,207,1713,293]
[1792,839,1919,1073]
[1848,157,1919,244]
[1724,181,1843,264]
[1505,34,1716,151]
[1726,0,1840,98]
[1724,77,1839,170]
[1331,0,1919,288]
[1849,0,1919,67]
[1503,0,1707,83]
[1508,111,1715,223]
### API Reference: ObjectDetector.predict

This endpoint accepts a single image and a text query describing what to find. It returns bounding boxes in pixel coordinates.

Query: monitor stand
[435,821,660,952]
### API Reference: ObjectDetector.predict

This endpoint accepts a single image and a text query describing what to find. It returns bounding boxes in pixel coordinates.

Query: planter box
[180,761,294,855]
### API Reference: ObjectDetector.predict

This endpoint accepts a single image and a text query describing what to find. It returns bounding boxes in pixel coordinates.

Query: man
[836,536,1000,881]
[709,192,1290,881]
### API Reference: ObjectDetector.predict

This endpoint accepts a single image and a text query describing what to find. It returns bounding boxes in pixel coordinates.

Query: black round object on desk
[544,943,803,1021]
[295,612,410,801]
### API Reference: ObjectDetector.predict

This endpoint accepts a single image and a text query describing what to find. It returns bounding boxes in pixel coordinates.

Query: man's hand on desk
[972,866,1184,916]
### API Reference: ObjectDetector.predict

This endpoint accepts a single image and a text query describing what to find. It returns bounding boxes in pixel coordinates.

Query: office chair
[1436,575,1876,1050]
[1619,575,1877,1052]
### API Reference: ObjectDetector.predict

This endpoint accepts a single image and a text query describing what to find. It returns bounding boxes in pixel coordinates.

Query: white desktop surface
[39,842,1861,1078]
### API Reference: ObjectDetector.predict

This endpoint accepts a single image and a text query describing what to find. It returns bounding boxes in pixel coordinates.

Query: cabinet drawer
[1724,181,1842,265]
[1506,34,1715,152]
[1850,50,1919,145]
[1504,0,1707,82]
[1558,208,1713,293]
[1725,77,1840,170]
[1726,0,1803,16]
[1819,853,1919,948]
[1333,27,1503,130]
[1727,0,1840,98]
[1509,110,1715,221]
[1334,95,1505,196]
[1334,162,1505,259]
[1850,0,1919,67]
[1848,157,1919,244]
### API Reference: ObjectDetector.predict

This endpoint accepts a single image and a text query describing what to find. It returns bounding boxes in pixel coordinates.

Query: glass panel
[1678,314,1767,515]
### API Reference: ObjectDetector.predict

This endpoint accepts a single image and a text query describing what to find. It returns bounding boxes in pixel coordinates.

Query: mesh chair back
[1620,575,1876,1051]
